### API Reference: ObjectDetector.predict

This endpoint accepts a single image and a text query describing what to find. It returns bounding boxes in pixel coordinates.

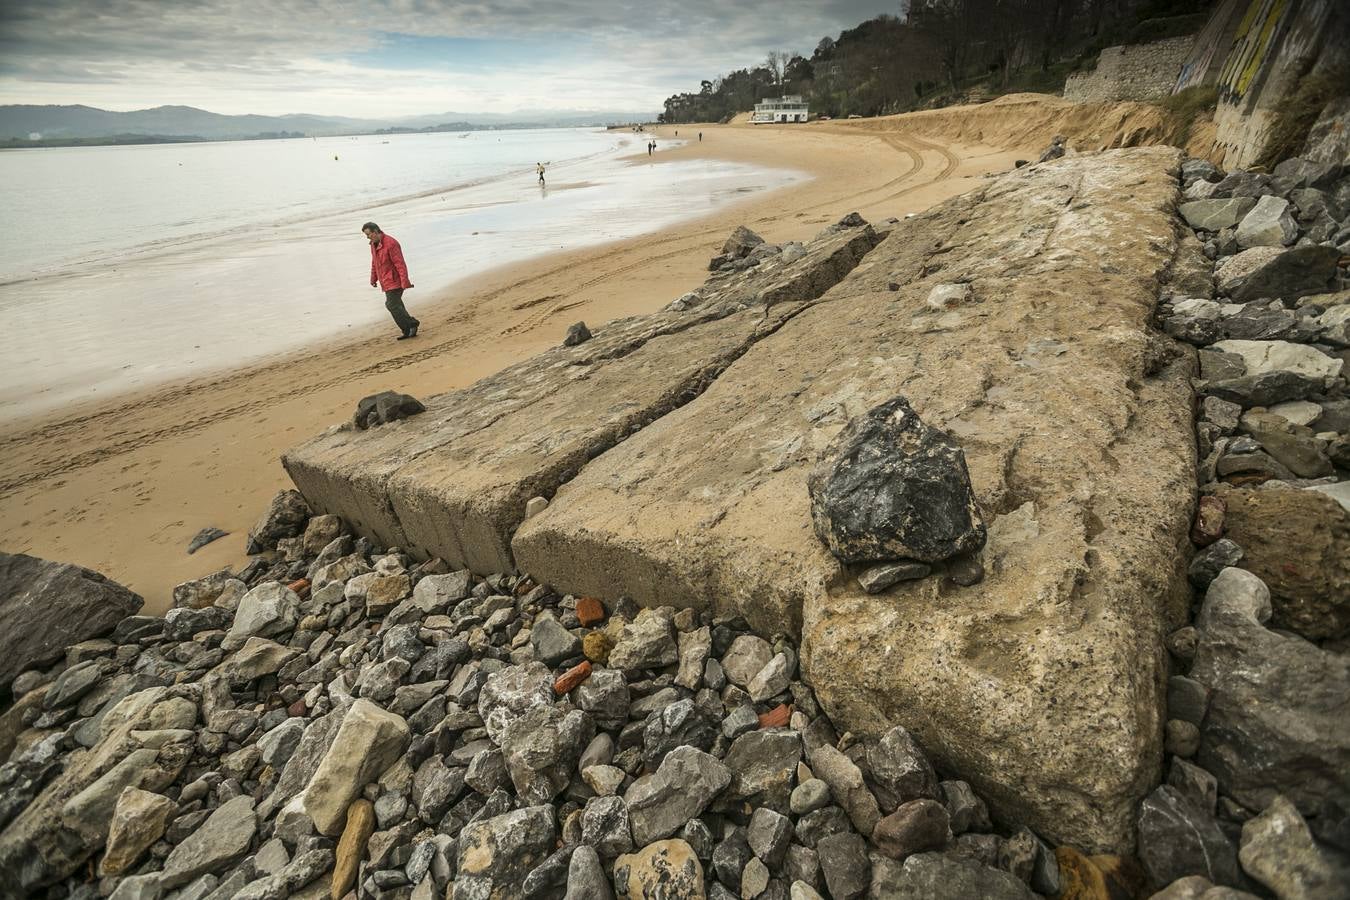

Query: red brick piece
[554,661,593,695]
[758,704,792,729]
[576,597,606,627]
[288,578,311,599]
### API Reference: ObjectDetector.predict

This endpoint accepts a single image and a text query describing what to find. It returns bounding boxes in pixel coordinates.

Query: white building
[751,95,810,124]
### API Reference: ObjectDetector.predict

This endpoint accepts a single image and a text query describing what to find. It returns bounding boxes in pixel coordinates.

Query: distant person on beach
[364,222,419,340]
[699,132,703,142]
[537,162,546,185]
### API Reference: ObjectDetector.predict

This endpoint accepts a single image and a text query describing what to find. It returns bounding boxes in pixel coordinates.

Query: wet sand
[0,119,1028,613]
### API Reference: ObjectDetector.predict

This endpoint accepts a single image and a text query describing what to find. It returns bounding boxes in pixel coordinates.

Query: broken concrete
[514,148,1194,853]
[284,222,883,573]
[286,148,1194,854]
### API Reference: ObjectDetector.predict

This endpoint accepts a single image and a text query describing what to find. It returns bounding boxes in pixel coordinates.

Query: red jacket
[370,234,414,291]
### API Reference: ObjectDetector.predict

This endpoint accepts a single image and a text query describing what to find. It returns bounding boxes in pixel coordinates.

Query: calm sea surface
[0,128,800,421]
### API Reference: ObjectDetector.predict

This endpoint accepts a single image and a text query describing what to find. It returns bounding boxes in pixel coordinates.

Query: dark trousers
[384,289,418,333]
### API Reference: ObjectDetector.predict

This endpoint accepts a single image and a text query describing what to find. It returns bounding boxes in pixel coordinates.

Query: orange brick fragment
[554,661,593,695]
[287,578,311,599]
[758,704,792,729]
[576,597,606,627]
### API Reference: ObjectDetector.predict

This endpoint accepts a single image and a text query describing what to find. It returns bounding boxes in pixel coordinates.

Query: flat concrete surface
[513,147,1195,852]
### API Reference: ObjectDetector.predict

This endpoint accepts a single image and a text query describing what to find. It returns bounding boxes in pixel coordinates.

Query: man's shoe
[408,323,419,338]
[396,330,412,341]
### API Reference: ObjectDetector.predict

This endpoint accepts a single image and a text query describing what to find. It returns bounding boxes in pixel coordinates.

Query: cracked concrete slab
[283,222,883,572]
[512,147,1195,852]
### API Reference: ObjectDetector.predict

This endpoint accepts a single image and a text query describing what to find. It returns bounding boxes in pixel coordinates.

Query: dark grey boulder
[1226,244,1341,302]
[1182,159,1223,185]
[722,225,765,259]
[245,489,310,553]
[1191,568,1350,822]
[1187,538,1243,590]
[817,832,870,900]
[1273,157,1343,191]
[0,552,143,693]
[642,698,719,771]
[1201,368,1327,411]
[808,397,985,565]
[353,390,426,430]
[868,851,1036,899]
[1211,172,1275,199]
[455,805,557,900]
[563,321,592,347]
[1137,785,1241,888]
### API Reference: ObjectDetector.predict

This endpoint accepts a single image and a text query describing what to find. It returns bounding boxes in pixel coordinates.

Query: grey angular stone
[1138,785,1240,888]
[246,489,309,554]
[1239,795,1348,900]
[1236,196,1297,248]
[159,795,258,889]
[866,725,939,812]
[530,611,581,666]
[808,397,985,564]
[867,851,1036,899]
[722,730,802,815]
[501,705,593,805]
[354,390,425,429]
[857,560,931,593]
[1216,245,1341,302]
[795,806,852,849]
[563,321,592,347]
[222,582,300,651]
[0,552,143,692]
[749,807,793,868]
[1192,568,1350,826]
[454,805,557,900]
[581,795,634,858]
[564,845,614,900]
[477,661,553,744]
[643,697,719,770]
[817,832,870,900]
[1168,758,1219,815]
[1188,539,1244,590]
[1168,676,1210,726]
[721,635,774,689]
[872,799,951,860]
[808,743,881,836]
[1180,198,1257,232]
[939,780,991,835]
[625,745,731,846]
[608,611,679,672]
[522,845,575,898]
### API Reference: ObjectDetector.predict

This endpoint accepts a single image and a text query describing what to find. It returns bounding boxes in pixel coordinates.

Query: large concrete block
[513,148,1195,852]
[283,223,882,571]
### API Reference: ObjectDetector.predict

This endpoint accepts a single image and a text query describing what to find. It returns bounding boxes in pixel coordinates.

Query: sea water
[0,128,800,421]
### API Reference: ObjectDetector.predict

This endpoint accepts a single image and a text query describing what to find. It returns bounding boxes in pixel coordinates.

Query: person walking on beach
[364,222,419,340]
[537,162,546,185]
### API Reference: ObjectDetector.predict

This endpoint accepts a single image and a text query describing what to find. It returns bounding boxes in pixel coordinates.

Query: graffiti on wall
[1216,0,1289,101]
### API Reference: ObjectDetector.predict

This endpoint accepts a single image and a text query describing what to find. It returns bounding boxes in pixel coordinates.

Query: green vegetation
[1160,85,1219,146]
[1254,68,1348,170]
[660,0,1217,124]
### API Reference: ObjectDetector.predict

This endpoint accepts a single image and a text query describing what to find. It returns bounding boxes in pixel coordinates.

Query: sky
[0,0,905,117]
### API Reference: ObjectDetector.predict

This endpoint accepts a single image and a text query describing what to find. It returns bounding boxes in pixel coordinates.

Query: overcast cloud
[0,0,903,116]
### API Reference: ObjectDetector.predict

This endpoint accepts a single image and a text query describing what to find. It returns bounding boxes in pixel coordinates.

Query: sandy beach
[0,116,1029,612]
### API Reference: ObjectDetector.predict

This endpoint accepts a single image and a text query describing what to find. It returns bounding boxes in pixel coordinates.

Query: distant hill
[0,104,659,142]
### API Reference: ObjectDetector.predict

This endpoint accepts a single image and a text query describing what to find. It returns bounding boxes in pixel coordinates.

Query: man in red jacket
[364,222,420,340]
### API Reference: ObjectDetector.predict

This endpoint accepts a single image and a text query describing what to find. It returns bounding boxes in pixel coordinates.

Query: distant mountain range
[0,104,658,143]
